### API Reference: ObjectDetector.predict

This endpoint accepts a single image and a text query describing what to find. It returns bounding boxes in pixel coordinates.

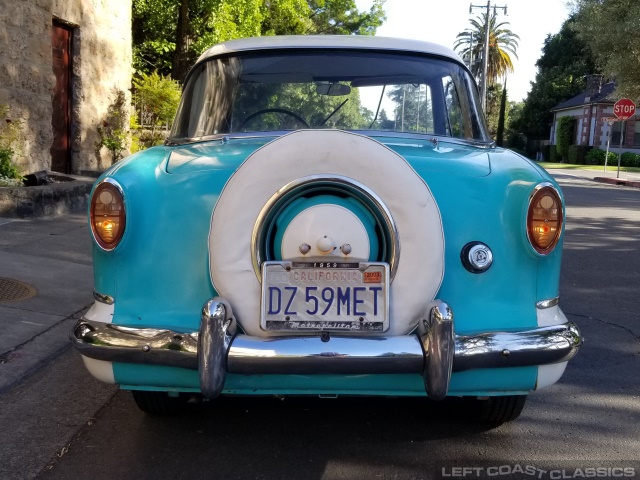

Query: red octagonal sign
[613,98,636,120]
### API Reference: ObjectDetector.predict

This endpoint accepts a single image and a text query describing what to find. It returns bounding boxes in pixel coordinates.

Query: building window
[611,121,623,145]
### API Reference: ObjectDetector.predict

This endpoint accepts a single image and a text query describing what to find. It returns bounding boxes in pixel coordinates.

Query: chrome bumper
[71,299,582,401]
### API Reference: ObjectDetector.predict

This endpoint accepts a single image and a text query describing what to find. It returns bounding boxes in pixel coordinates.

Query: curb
[593,177,640,188]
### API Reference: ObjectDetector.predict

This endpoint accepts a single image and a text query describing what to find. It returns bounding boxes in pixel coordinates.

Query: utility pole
[466,29,474,70]
[469,1,508,111]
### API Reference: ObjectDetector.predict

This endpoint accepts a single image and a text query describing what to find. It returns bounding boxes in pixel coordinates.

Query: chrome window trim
[165,130,495,150]
[90,178,126,252]
[250,174,401,282]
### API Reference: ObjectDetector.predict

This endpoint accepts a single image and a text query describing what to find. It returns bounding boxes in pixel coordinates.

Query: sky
[355,0,574,102]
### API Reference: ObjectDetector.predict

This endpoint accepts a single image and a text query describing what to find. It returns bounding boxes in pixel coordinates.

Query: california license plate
[260,261,389,332]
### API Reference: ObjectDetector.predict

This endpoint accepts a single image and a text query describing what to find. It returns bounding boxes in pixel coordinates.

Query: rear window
[170,50,489,143]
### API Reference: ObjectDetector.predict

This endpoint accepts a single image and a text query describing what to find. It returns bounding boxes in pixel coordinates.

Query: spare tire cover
[209,130,444,337]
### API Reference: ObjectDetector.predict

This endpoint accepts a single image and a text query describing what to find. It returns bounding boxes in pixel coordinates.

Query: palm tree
[454,12,520,86]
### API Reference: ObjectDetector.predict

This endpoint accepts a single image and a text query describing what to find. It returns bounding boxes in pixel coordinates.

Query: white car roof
[196,35,463,66]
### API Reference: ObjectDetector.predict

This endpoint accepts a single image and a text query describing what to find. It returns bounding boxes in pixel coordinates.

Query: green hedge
[549,144,558,163]
[567,145,591,165]
[556,117,574,162]
[620,152,640,167]
[585,148,618,166]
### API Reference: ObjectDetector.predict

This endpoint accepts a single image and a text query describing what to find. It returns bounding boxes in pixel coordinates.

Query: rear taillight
[90,179,125,251]
[527,184,563,255]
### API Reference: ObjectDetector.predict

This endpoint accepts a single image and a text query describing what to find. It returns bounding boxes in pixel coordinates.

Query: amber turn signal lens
[527,186,563,255]
[91,181,125,250]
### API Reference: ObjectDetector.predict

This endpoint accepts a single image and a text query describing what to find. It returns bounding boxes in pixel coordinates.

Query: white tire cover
[209,130,444,337]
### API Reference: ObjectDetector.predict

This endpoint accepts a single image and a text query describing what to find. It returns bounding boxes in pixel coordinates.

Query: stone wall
[0,1,55,174]
[0,0,131,175]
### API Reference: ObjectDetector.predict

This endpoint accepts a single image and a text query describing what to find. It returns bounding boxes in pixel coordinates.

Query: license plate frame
[260,260,389,333]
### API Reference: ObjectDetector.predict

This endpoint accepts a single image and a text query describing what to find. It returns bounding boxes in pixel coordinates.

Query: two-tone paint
[86,134,567,396]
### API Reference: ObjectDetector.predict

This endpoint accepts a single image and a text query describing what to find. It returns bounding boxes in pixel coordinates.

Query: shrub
[620,152,640,168]
[96,88,129,167]
[555,116,574,162]
[0,174,23,187]
[549,144,558,163]
[585,148,617,166]
[0,147,21,179]
[0,105,23,181]
[133,71,180,131]
[586,148,603,165]
[568,145,591,165]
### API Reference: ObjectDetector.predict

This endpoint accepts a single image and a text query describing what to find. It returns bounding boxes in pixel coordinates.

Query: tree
[453,12,519,86]
[305,0,385,35]
[510,17,597,140]
[496,81,507,146]
[387,85,434,133]
[555,116,574,162]
[484,84,504,137]
[132,0,386,82]
[572,0,640,100]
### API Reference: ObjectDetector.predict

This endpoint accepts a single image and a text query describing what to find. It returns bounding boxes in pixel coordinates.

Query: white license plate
[260,261,389,332]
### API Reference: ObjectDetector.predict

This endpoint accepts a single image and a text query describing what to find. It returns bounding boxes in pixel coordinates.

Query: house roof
[551,82,616,111]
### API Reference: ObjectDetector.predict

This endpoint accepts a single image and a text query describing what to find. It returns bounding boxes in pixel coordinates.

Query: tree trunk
[496,80,507,147]
[172,0,190,83]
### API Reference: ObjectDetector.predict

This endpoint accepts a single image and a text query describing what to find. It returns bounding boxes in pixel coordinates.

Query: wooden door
[51,22,72,173]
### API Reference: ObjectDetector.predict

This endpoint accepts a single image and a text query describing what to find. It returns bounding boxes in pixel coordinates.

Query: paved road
[1,175,639,480]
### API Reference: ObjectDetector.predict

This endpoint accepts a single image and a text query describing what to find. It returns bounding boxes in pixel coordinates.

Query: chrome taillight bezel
[526,182,564,256]
[90,178,126,252]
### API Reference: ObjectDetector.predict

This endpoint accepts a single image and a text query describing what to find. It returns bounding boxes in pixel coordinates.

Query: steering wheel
[238,108,310,131]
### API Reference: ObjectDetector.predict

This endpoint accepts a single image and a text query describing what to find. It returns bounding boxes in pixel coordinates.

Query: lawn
[537,162,640,173]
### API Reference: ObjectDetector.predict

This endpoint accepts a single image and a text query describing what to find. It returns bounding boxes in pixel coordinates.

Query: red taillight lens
[91,181,125,250]
[527,185,563,255]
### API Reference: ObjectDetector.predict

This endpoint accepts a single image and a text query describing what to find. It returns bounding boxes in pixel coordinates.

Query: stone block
[0,178,94,218]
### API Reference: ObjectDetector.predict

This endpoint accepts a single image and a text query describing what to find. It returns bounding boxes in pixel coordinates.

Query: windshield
[169,50,490,143]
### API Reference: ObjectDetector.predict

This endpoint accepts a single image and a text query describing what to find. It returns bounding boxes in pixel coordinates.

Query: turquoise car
[72,35,582,423]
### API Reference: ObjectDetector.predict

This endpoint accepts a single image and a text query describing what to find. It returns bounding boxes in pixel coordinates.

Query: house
[550,75,640,154]
[0,0,132,175]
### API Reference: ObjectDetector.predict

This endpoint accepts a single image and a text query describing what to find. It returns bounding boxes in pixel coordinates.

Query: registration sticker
[260,261,389,333]
[363,271,382,283]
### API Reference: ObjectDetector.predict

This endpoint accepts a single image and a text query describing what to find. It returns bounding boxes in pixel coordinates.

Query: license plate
[260,261,389,332]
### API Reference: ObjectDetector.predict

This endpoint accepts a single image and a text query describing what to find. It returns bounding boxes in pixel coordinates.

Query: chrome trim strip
[93,291,115,305]
[72,317,582,381]
[418,301,454,401]
[251,174,401,282]
[536,297,560,309]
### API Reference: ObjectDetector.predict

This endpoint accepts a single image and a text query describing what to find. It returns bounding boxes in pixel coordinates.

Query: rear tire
[467,395,527,424]
[131,390,184,416]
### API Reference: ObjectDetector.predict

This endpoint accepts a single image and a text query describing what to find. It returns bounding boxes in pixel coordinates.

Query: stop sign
[613,98,636,120]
